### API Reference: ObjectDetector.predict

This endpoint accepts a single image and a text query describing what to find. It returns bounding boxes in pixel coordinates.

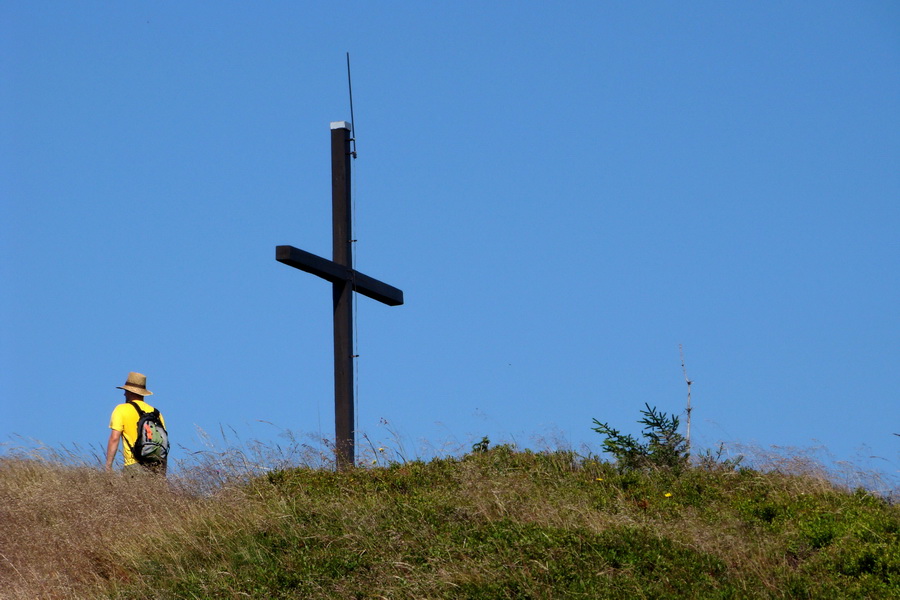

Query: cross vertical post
[276,121,404,471]
[331,122,354,470]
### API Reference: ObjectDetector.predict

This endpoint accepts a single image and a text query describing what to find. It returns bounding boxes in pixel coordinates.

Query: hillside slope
[1,448,898,599]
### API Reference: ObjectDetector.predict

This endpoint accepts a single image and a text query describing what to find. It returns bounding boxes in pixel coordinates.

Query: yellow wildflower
[664,492,673,498]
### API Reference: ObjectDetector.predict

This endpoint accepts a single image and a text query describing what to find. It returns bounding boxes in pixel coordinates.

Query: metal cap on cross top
[276,121,404,471]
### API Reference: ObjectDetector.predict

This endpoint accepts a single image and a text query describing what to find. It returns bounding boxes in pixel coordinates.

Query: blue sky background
[2,3,898,486]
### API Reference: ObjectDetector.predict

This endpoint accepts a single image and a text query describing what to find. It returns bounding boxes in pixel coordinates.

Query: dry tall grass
[0,428,339,599]
[1,457,189,599]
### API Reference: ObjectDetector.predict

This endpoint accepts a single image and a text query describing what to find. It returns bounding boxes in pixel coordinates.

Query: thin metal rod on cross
[276,121,403,470]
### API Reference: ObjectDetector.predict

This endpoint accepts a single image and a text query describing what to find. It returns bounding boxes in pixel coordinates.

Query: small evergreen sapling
[592,403,689,472]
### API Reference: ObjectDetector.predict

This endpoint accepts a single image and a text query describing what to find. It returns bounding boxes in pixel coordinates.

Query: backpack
[126,400,169,466]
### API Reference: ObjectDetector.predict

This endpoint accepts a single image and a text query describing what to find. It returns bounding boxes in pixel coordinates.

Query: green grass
[2,444,898,599]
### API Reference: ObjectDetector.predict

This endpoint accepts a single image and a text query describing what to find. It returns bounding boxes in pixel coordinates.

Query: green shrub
[592,403,689,472]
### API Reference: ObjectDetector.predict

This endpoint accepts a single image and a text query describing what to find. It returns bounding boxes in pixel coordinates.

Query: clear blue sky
[2,3,898,485]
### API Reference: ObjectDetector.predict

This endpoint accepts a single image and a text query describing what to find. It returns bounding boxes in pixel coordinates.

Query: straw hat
[116,372,153,396]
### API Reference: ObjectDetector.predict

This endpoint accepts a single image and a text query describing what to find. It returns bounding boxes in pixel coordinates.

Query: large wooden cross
[276,121,404,470]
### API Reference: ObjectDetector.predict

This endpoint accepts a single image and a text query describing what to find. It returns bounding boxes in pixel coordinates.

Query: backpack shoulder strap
[127,400,146,417]
[122,401,142,456]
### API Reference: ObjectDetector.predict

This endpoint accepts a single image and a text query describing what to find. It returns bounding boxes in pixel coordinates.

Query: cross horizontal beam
[276,245,404,307]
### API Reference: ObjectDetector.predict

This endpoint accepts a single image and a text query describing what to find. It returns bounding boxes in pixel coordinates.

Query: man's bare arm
[105,430,122,472]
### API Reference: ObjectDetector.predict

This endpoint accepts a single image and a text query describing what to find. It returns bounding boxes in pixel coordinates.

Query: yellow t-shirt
[109,400,167,466]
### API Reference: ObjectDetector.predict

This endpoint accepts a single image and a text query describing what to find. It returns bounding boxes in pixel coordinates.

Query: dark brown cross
[276,121,404,470]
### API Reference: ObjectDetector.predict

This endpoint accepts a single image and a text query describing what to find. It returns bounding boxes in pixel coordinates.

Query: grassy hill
[1,444,898,599]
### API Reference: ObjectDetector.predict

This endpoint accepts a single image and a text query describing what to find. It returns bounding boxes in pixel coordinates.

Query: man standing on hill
[105,372,168,476]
